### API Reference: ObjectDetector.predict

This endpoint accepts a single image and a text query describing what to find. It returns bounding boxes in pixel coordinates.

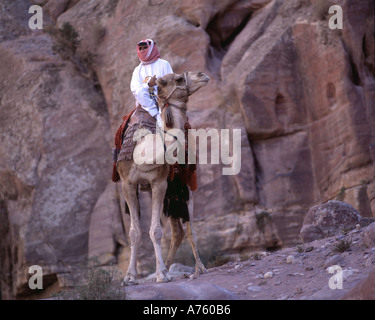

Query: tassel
[189,171,197,191]
[169,198,190,222]
[164,103,174,128]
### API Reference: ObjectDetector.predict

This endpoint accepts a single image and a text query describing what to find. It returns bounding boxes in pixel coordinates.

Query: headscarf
[137,39,160,65]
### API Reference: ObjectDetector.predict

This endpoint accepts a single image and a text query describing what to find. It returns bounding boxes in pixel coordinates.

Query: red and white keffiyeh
[137,39,160,65]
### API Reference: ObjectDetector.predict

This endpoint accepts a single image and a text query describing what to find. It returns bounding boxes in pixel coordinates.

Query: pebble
[228,264,243,273]
[264,271,274,279]
[295,286,303,294]
[342,268,359,279]
[247,285,262,292]
[365,257,373,267]
[323,254,342,268]
[286,255,296,264]
[305,246,314,252]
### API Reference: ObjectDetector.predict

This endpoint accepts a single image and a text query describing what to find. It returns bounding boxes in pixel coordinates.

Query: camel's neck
[161,99,187,131]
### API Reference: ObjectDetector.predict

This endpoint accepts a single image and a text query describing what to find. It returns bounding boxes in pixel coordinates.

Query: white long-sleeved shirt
[130,58,173,117]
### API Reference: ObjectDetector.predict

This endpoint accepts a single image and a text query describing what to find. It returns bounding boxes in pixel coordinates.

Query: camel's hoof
[196,264,208,275]
[190,266,208,280]
[199,266,209,274]
[121,275,138,286]
[156,269,172,283]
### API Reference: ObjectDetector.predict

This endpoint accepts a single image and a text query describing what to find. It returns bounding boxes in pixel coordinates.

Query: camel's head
[156,71,209,102]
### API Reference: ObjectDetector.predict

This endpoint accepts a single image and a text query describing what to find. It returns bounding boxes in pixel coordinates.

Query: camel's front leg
[150,179,171,283]
[121,181,141,286]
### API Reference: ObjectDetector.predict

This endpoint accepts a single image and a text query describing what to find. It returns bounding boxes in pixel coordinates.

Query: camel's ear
[156,77,167,87]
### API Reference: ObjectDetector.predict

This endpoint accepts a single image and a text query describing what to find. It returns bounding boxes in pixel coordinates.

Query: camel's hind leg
[149,179,171,283]
[165,217,185,270]
[121,181,141,286]
[186,191,207,277]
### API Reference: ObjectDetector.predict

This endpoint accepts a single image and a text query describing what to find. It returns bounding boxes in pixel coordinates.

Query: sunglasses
[138,41,155,51]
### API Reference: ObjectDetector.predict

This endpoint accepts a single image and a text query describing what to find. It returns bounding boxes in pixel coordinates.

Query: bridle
[164,71,190,100]
[159,71,190,112]
[157,72,190,143]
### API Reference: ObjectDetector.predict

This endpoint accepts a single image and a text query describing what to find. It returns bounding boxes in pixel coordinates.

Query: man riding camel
[112,39,172,182]
[130,39,173,127]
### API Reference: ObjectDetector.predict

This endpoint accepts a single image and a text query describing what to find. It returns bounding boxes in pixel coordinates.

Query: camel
[117,71,210,285]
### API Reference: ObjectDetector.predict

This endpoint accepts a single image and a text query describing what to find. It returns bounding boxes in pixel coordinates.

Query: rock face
[342,268,375,300]
[88,182,127,265]
[0,0,374,298]
[363,222,375,248]
[300,201,361,242]
[0,0,110,299]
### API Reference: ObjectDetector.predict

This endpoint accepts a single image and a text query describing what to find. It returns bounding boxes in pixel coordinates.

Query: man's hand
[148,75,157,87]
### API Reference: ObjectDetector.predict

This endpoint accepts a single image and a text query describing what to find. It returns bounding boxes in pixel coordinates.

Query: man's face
[138,42,149,51]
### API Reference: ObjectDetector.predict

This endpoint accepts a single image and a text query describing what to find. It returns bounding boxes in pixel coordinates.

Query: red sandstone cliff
[0,0,373,298]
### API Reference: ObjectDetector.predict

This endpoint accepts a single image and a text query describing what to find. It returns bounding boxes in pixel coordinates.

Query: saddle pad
[117,120,157,162]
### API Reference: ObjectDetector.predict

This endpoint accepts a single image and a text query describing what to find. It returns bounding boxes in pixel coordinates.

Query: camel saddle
[111,105,156,182]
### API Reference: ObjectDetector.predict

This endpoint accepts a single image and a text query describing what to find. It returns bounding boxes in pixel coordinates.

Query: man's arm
[130,70,159,117]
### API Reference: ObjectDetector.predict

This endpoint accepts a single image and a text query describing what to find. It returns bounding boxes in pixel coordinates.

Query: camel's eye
[175,76,184,84]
